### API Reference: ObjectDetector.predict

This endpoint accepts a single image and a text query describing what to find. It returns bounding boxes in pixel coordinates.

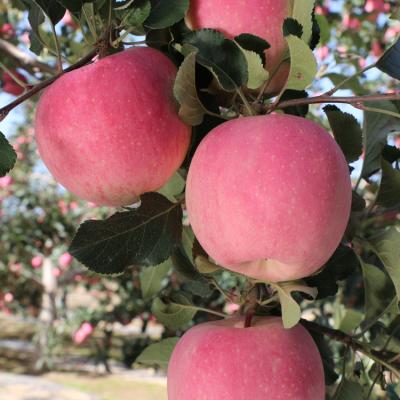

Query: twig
[324,64,376,96]
[0,49,98,122]
[301,319,400,379]
[273,92,400,111]
[0,38,56,75]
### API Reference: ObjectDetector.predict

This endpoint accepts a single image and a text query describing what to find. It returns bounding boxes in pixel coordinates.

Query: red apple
[168,316,325,399]
[186,0,293,93]
[0,23,15,38]
[186,114,351,282]
[35,47,191,206]
[2,70,27,96]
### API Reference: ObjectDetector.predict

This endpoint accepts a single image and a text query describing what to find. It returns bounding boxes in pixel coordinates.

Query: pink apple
[58,252,73,268]
[4,293,13,303]
[31,255,43,269]
[371,41,384,58]
[343,14,361,30]
[0,23,15,38]
[365,0,388,13]
[2,70,27,96]
[0,176,13,188]
[73,322,94,345]
[186,0,293,93]
[35,47,191,206]
[168,316,325,399]
[186,114,352,282]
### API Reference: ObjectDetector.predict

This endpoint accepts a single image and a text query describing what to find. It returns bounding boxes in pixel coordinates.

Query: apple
[1,70,27,96]
[0,23,15,38]
[58,252,73,268]
[35,47,191,206]
[168,316,325,399]
[186,0,293,93]
[186,114,352,282]
[31,255,43,269]
[73,321,94,345]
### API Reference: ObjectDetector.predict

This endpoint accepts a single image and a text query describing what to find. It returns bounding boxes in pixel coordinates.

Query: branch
[273,92,400,111]
[301,319,400,379]
[0,49,98,122]
[0,38,56,75]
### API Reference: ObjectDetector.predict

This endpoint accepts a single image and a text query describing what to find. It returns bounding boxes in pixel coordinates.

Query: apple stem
[244,310,254,328]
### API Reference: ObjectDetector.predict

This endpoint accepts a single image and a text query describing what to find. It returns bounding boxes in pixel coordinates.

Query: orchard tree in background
[0,0,400,399]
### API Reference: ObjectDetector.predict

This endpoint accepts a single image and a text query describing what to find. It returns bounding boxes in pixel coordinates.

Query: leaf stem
[236,88,254,116]
[50,23,63,73]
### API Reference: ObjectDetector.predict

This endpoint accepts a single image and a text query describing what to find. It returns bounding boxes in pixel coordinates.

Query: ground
[0,372,167,400]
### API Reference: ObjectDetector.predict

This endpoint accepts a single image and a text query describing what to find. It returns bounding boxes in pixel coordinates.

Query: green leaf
[56,0,84,13]
[361,101,400,178]
[376,37,400,81]
[194,255,220,274]
[0,133,17,177]
[145,0,189,29]
[135,337,179,369]
[305,245,360,299]
[285,34,317,91]
[171,245,204,281]
[173,51,207,126]
[352,191,366,212]
[324,105,363,163]
[333,379,364,400]
[338,309,364,334]
[234,33,270,65]
[308,330,338,385]
[22,0,45,54]
[382,145,400,163]
[34,0,65,24]
[376,161,400,208]
[237,47,268,90]
[324,73,367,95]
[139,259,172,301]
[152,293,196,329]
[280,89,309,117]
[116,0,151,34]
[370,227,400,308]
[183,29,248,92]
[361,262,396,328]
[69,193,183,275]
[272,281,317,329]
[158,171,186,201]
[283,18,303,39]
[291,0,315,44]
[315,14,330,44]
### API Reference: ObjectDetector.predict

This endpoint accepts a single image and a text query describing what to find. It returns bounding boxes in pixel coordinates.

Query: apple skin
[186,0,293,93]
[168,316,325,400]
[186,114,352,282]
[35,47,191,206]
